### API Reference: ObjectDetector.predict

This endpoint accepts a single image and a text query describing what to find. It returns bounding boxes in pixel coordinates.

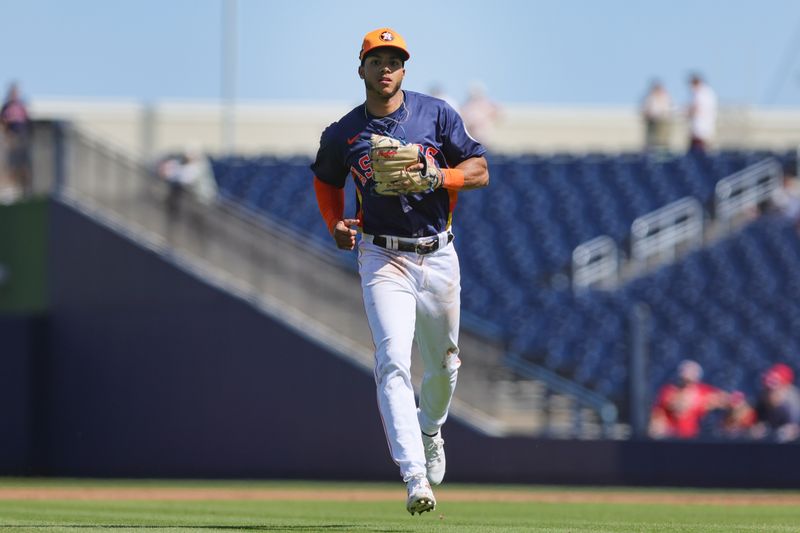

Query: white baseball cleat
[422,431,446,485]
[405,474,436,515]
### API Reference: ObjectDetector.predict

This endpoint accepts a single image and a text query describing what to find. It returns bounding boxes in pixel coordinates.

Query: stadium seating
[211,149,797,278]
[211,149,800,416]
[513,215,800,407]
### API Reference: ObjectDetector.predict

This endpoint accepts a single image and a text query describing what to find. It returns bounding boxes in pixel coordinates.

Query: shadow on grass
[0,526,407,532]
[0,524,407,533]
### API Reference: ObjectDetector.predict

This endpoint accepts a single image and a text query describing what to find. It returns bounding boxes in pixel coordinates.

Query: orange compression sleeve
[314,176,344,235]
[441,169,465,190]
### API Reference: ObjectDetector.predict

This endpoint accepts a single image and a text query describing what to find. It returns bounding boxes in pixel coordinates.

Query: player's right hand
[333,218,360,250]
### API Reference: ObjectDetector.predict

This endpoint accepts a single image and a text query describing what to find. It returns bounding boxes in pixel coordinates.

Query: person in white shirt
[687,73,717,153]
[641,79,673,152]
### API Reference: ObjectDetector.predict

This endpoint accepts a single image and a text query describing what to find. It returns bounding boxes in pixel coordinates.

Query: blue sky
[3,0,800,108]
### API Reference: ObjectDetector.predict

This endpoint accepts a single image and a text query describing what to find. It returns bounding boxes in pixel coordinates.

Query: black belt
[372,232,454,255]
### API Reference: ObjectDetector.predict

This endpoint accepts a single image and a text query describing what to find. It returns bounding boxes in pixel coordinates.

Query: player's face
[359,50,405,100]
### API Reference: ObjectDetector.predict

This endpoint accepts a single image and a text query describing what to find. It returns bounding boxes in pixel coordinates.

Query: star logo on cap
[380,31,394,42]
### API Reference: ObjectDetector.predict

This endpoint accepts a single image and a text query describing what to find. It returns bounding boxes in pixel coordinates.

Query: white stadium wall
[30,98,800,160]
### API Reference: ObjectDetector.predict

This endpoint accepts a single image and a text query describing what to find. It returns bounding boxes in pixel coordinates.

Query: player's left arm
[399,154,488,193]
[437,102,489,191]
[452,155,489,190]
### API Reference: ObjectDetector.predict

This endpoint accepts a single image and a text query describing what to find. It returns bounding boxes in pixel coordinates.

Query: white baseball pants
[358,237,461,482]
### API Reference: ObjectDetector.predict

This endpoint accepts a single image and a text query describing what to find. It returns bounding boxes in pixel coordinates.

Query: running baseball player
[311,28,489,515]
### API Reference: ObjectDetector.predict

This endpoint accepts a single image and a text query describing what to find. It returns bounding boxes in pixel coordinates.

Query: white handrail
[715,157,782,222]
[572,235,619,291]
[631,196,704,266]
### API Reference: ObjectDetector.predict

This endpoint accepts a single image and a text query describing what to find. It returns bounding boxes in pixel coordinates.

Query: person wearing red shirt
[648,359,728,439]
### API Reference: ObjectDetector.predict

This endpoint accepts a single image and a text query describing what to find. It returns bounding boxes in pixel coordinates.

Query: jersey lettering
[409,145,437,160]
[350,166,368,187]
[358,154,373,179]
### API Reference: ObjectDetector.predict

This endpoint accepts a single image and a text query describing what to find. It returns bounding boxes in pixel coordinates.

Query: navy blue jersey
[311,90,485,238]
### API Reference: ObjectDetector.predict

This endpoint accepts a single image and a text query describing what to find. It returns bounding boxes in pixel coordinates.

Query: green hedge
[0,198,47,313]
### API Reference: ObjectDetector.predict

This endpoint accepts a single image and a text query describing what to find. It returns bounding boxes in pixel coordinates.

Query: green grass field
[0,478,798,532]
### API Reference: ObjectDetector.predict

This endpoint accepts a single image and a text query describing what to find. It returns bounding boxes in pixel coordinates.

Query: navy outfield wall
[0,198,49,474]
[42,200,393,479]
[4,199,797,486]
[0,315,48,474]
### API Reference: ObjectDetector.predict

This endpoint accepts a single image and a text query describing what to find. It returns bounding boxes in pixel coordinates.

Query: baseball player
[311,28,489,515]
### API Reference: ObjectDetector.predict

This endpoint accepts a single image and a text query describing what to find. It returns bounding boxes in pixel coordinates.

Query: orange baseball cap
[359,28,410,61]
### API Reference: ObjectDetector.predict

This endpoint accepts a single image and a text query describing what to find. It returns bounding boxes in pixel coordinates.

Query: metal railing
[504,354,619,438]
[630,196,704,271]
[571,157,788,289]
[572,235,619,291]
[715,157,782,225]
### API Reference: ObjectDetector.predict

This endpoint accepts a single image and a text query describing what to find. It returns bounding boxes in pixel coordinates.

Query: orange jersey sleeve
[314,176,345,235]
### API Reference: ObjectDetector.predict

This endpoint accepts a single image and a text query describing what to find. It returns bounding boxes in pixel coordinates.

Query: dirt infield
[1,486,799,506]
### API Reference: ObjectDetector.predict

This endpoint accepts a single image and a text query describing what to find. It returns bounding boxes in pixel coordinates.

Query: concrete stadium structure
[30,98,800,160]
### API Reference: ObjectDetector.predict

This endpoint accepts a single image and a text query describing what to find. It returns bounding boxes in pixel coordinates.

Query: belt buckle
[415,238,438,255]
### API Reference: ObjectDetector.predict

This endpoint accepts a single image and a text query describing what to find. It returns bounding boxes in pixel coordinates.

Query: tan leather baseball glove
[369,134,443,196]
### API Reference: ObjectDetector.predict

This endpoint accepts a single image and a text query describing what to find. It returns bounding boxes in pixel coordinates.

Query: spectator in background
[770,172,800,228]
[641,79,673,153]
[751,363,800,443]
[686,73,717,153]
[460,82,500,146]
[648,359,728,439]
[157,144,218,216]
[0,82,32,198]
